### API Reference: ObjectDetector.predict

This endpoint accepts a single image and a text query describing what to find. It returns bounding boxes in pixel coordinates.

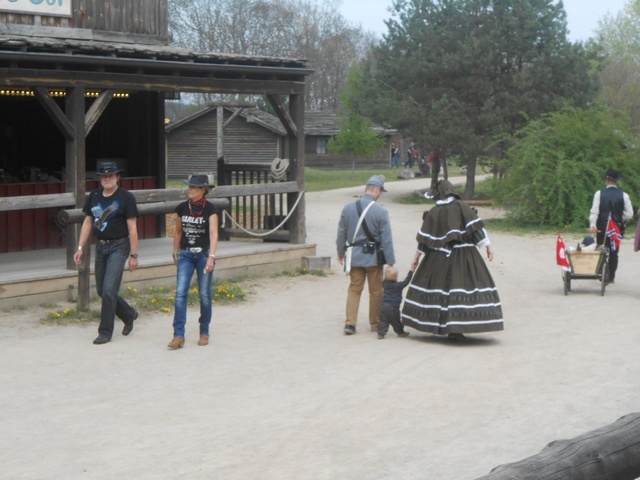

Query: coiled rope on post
[222,191,305,237]
[271,157,290,182]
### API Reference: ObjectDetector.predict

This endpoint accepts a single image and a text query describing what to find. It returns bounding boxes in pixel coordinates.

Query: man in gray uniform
[337,175,396,335]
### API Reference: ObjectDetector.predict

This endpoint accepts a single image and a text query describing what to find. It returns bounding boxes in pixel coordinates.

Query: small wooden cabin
[304,111,398,170]
[165,108,398,177]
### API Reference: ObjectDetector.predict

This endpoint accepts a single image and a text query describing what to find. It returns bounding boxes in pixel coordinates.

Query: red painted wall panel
[0,177,158,253]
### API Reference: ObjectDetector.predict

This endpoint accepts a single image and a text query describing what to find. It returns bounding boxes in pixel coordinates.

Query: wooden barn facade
[0,0,314,307]
[166,106,287,179]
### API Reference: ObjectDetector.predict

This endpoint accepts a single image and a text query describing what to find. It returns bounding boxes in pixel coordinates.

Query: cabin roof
[305,110,396,136]
[166,107,397,138]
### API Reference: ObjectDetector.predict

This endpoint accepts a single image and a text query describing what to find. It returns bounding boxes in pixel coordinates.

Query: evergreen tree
[349,0,598,197]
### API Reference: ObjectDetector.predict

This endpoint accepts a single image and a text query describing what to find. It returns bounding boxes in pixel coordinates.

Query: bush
[493,105,640,228]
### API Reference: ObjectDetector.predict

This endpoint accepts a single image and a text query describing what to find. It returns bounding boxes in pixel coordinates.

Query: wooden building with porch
[0,0,315,308]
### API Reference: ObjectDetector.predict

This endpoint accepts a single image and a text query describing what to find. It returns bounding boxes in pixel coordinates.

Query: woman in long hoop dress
[401,180,503,340]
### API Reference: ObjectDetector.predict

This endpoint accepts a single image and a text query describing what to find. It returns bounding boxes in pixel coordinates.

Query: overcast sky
[338,0,629,42]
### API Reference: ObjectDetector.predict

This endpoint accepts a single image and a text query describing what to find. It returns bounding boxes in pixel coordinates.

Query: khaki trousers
[345,265,383,329]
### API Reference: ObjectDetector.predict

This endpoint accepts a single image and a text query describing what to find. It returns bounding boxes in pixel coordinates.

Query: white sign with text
[0,0,72,17]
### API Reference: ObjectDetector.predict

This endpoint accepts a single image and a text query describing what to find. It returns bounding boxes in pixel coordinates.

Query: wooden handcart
[562,247,609,296]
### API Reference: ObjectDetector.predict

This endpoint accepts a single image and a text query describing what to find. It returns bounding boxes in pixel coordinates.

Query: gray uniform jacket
[336,193,396,267]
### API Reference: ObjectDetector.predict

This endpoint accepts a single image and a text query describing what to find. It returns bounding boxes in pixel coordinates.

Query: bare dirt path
[1,175,639,479]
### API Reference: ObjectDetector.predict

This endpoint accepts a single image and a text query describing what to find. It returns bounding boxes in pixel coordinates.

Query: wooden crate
[567,250,603,275]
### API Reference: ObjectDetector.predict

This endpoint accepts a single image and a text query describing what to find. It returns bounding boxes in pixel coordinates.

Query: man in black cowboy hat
[589,169,634,284]
[74,161,140,344]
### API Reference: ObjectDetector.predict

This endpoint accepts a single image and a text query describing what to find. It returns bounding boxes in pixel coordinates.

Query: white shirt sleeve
[623,192,633,222]
[589,190,601,228]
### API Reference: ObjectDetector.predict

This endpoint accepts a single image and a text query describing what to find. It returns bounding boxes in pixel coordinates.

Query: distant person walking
[390,143,399,168]
[404,142,415,168]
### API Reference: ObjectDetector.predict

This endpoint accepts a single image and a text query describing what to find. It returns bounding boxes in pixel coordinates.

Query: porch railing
[216,160,294,242]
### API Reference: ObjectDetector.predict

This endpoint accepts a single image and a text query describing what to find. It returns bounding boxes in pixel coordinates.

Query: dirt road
[1,175,639,479]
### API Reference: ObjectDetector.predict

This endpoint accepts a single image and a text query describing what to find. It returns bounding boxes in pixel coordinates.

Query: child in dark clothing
[378,266,414,339]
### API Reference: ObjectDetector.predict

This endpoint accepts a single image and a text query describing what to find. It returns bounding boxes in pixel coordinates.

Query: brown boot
[198,335,209,346]
[167,337,185,350]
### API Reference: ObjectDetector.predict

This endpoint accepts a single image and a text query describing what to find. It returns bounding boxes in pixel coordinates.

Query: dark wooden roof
[305,110,396,136]
[0,34,313,94]
[166,107,397,138]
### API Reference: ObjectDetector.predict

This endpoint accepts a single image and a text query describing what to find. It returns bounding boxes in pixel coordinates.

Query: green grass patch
[275,267,328,277]
[41,280,248,324]
[167,167,416,193]
[42,307,101,325]
[304,167,417,192]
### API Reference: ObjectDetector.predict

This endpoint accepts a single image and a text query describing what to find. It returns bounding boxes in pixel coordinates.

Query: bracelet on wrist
[209,253,216,258]
[172,253,178,260]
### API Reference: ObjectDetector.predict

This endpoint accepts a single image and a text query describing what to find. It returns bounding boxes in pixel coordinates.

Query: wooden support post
[217,106,224,163]
[477,413,640,480]
[286,93,305,244]
[65,87,88,308]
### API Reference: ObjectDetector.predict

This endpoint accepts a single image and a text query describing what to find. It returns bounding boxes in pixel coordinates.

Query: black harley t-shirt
[175,201,218,250]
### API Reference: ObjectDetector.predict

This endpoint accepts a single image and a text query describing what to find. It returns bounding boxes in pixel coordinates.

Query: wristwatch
[130,253,139,259]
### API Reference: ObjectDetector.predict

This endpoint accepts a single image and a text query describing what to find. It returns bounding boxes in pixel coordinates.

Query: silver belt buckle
[189,247,203,253]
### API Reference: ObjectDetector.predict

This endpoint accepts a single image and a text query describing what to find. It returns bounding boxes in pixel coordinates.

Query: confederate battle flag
[556,235,571,272]
[606,216,623,251]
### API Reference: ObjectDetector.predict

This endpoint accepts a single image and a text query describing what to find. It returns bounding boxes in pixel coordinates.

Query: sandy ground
[2,174,640,480]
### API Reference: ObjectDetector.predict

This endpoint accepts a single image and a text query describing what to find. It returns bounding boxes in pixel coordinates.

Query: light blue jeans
[172,249,213,338]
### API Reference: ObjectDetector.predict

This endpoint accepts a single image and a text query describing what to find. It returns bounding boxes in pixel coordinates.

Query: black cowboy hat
[96,161,124,176]
[182,174,211,188]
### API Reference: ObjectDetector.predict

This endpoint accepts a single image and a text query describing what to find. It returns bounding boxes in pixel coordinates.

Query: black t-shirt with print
[82,187,138,240]
[175,200,218,250]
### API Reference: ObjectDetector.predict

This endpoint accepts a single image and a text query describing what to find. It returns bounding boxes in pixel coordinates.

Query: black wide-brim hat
[183,174,210,188]
[605,169,620,181]
[96,161,124,175]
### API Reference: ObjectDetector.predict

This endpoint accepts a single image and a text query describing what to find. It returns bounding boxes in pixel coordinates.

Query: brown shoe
[167,337,185,350]
[198,335,209,346]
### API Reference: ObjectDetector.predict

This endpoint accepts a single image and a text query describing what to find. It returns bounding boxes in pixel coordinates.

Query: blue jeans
[173,249,213,338]
[94,238,137,338]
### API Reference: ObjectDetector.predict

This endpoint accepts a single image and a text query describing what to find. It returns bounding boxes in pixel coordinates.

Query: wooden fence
[217,160,293,242]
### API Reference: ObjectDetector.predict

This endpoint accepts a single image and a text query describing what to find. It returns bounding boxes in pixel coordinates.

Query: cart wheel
[600,260,609,296]
[563,271,571,296]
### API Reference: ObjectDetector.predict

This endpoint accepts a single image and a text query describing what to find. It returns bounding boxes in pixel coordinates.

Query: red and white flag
[556,235,571,272]
[606,216,623,251]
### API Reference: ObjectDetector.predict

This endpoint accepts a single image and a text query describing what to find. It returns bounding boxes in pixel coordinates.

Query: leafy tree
[493,105,640,228]
[595,0,640,127]
[348,0,598,198]
[168,0,374,110]
[327,113,385,179]
[327,67,386,178]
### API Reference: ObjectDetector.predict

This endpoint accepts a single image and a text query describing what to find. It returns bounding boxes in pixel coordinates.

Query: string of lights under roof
[0,89,130,98]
